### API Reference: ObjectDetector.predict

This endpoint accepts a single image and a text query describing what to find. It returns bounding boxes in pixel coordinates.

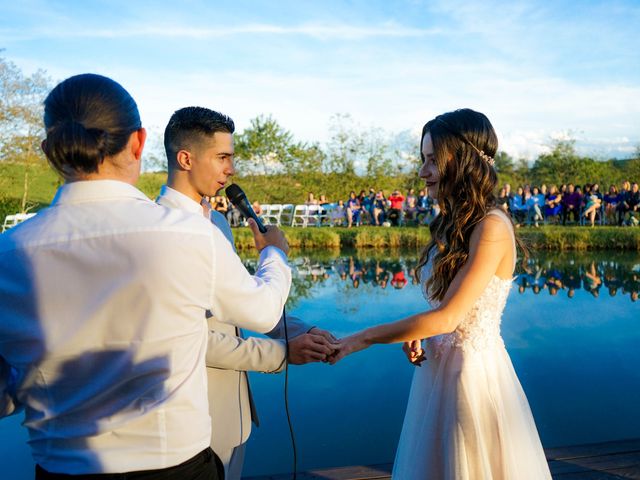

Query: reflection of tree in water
[515,252,639,302]
[242,250,639,306]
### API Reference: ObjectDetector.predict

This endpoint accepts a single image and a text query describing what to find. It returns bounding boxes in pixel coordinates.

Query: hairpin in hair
[478,150,495,167]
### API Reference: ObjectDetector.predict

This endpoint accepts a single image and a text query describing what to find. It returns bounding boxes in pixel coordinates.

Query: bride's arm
[331,215,513,363]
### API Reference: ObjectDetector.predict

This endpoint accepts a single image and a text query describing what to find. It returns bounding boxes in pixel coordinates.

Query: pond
[1,250,639,478]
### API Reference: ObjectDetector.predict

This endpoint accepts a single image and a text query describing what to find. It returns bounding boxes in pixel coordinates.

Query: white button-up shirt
[0,180,291,474]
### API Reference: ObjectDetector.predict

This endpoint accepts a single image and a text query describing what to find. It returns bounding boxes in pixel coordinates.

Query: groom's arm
[206,329,287,373]
[206,318,337,371]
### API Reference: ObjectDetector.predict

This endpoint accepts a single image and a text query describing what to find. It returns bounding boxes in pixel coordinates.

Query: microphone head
[225,184,246,205]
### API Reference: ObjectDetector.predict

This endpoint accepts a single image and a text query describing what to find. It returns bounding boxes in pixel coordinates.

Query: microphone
[226,184,268,233]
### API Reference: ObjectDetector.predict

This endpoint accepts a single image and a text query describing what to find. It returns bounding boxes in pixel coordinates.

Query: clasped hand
[287,327,340,365]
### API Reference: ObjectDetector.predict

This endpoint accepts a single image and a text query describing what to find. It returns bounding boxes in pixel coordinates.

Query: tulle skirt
[392,342,551,480]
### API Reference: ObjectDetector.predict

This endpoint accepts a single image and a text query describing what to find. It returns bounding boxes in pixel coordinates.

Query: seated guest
[214,195,229,215]
[544,185,562,223]
[404,188,418,224]
[226,203,243,227]
[416,188,431,223]
[562,183,582,225]
[358,190,372,224]
[509,186,528,227]
[627,182,640,226]
[388,189,405,226]
[496,187,510,214]
[617,181,632,225]
[604,184,620,225]
[526,186,544,227]
[252,200,264,218]
[373,190,387,226]
[331,199,347,226]
[583,187,602,227]
[346,191,361,228]
[305,192,319,205]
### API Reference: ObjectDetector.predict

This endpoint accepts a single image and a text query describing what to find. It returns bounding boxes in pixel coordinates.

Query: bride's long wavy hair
[416,108,525,302]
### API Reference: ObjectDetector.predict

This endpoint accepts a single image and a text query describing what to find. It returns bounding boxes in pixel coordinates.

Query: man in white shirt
[158,106,337,479]
[0,74,291,479]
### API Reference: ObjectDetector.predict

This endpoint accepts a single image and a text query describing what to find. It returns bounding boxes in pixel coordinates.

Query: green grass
[231,225,640,251]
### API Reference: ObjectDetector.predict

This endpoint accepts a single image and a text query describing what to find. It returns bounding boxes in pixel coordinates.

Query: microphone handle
[237,197,268,233]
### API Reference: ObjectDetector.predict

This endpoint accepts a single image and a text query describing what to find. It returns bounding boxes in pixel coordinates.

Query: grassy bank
[232,225,640,251]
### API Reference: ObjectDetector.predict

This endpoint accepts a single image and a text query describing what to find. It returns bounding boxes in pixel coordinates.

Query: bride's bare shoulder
[471,212,513,246]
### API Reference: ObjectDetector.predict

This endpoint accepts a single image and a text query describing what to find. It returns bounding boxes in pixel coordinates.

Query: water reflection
[242,250,640,304]
[516,254,639,301]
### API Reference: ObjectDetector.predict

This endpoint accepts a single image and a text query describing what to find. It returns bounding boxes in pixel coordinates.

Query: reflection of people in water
[391,270,408,289]
[584,262,602,298]
[511,256,638,302]
[545,268,564,296]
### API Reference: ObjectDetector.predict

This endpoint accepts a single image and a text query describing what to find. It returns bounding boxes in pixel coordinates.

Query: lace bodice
[421,210,515,358]
[422,269,512,357]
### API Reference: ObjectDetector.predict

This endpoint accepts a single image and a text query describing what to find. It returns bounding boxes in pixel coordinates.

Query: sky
[1,0,639,163]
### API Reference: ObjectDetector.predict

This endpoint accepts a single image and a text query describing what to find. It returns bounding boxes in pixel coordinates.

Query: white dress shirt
[0,180,291,474]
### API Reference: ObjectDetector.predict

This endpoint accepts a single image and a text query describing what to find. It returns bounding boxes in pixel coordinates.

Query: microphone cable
[282,306,297,480]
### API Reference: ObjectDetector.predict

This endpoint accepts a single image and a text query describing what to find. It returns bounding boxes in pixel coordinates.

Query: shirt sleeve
[266,314,311,340]
[0,356,21,418]
[209,228,292,333]
[205,330,286,373]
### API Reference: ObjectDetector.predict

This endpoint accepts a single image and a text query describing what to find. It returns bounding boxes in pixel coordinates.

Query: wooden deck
[243,438,640,479]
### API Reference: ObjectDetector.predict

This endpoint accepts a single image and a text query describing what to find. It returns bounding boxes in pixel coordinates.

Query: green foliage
[530,139,624,187]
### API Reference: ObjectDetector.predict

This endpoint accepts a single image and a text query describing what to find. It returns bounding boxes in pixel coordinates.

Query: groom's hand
[288,329,338,365]
[402,339,426,366]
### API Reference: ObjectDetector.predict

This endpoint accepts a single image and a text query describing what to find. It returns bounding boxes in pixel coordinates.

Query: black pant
[36,448,224,480]
[562,207,579,225]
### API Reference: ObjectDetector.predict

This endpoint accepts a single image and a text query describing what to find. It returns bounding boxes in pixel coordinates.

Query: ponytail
[43,74,141,176]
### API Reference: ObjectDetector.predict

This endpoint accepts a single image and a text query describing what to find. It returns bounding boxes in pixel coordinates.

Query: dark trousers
[562,207,579,225]
[36,448,224,480]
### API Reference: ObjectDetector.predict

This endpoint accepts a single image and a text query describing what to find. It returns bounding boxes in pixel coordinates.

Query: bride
[331,109,551,479]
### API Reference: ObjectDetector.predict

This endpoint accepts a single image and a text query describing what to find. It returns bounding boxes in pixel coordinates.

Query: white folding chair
[292,205,308,227]
[263,204,282,226]
[280,204,295,226]
[306,205,322,227]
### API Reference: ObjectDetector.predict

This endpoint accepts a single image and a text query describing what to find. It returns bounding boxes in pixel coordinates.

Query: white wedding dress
[392,210,551,479]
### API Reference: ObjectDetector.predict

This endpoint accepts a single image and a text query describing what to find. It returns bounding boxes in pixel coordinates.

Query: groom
[157,106,338,480]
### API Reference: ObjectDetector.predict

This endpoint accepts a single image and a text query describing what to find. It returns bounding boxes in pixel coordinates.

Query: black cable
[282,306,297,479]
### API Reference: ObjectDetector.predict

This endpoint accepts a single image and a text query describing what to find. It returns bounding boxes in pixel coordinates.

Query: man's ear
[40,139,47,154]
[132,128,147,161]
[176,150,193,171]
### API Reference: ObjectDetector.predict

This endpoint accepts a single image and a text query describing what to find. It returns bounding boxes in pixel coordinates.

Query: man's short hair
[164,107,235,169]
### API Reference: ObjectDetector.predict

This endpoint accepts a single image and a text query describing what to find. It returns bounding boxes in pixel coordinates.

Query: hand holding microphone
[226,184,289,254]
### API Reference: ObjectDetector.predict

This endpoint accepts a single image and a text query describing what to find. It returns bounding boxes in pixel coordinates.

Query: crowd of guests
[498,181,640,227]
[302,188,440,227]
[208,180,639,228]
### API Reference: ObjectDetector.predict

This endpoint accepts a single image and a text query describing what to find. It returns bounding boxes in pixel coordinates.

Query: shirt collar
[158,185,203,215]
[51,180,151,205]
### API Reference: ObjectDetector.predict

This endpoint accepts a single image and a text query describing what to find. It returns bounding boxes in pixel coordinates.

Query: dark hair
[43,74,141,177]
[164,107,235,169]
[416,108,526,302]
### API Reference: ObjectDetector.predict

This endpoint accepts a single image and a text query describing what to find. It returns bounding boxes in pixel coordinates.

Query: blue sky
[1,0,639,161]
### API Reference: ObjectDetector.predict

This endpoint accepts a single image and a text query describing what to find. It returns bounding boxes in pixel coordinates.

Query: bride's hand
[402,339,425,366]
[328,333,368,365]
